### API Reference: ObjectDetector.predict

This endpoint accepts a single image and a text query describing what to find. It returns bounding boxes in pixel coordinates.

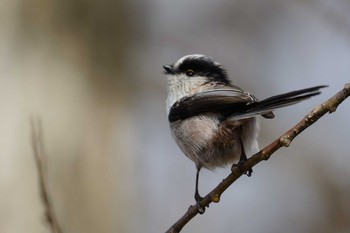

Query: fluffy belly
[170,114,250,169]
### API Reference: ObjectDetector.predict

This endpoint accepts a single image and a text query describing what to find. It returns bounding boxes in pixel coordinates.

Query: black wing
[168,85,327,122]
[168,87,257,122]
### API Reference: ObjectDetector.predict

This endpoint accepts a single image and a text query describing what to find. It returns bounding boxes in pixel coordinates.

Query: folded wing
[168,85,327,122]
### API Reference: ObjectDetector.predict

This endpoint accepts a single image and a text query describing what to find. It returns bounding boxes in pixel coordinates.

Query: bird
[163,54,326,213]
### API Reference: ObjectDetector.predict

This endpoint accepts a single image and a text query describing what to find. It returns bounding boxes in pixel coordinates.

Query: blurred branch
[31,117,62,233]
[166,83,350,233]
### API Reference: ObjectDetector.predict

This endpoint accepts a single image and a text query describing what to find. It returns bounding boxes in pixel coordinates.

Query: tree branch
[31,117,63,233]
[166,83,350,233]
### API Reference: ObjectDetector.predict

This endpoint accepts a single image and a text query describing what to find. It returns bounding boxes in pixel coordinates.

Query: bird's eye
[186,69,195,76]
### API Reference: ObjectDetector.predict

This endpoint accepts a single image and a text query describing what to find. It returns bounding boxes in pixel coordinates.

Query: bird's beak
[163,65,175,75]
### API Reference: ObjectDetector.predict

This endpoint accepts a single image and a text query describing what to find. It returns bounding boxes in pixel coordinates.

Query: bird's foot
[237,157,253,177]
[194,193,205,214]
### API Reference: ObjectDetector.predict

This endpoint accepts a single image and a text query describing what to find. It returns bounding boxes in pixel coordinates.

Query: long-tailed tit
[163,54,326,213]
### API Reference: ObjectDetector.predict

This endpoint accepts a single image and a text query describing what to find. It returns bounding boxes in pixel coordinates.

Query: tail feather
[230,85,328,120]
[258,85,327,106]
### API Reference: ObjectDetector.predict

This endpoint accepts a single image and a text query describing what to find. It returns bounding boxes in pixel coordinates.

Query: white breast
[165,74,209,115]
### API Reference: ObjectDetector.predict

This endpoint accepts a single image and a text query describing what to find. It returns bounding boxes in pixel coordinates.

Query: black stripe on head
[176,55,231,84]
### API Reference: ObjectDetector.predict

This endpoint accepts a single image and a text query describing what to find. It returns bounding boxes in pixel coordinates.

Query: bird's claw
[237,158,253,177]
[195,193,205,214]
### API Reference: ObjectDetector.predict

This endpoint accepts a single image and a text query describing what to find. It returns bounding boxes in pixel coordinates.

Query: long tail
[231,85,328,119]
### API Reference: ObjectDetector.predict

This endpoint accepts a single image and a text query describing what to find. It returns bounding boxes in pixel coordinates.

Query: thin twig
[31,117,63,233]
[166,83,350,233]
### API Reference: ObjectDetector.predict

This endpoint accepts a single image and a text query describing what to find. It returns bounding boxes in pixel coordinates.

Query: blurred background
[1,0,349,233]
